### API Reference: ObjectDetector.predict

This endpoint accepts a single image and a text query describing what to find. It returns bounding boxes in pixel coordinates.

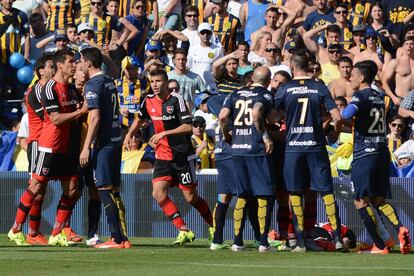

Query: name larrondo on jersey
[85,73,122,148]
[274,78,336,152]
[349,88,388,159]
[222,86,273,156]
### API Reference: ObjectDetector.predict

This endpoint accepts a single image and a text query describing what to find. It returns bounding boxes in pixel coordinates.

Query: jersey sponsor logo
[166,105,174,114]
[263,93,272,102]
[232,143,252,149]
[151,107,156,113]
[288,140,318,146]
[86,91,98,100]
[42,167,50,175]
[351,96,360,102]
[288,87,318,94]
[237,90,258,97]
[151,115,176,121]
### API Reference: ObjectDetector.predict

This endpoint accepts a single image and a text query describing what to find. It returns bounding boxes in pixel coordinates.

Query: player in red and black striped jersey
[8,49,88,247]
[124,69,214,245]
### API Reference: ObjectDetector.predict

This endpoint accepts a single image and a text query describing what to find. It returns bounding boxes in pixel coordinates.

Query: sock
[113,192,128,240]
[159,197,186,230]
[358,206,386,250]
[290,193,305,247]
[28,197,44,236]
[247,197,261,242]
[304,198,317,238]
[233,197,247,246]
[52,195,75,236]
[98,190,123,244]
[13,189,35,232]
[258,197,275,247]
[87,198,101,239]
[213,202,229,244]
[277,204,291,239]
[376,201,402,233]
[321,193,342,240]
[191,197,213,227]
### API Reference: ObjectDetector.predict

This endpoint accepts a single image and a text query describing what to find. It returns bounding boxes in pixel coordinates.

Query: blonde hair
[252,31,272,52]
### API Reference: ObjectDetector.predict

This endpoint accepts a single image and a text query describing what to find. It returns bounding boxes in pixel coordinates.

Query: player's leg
[86,184,102,245]
[246,197,261,244]
[181,188,213,231]
[26,186,48,245]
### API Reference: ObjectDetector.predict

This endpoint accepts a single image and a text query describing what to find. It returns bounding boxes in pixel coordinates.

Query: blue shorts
[284,151,333,193]
[78,164,94,189]
[92,145,122,188]
[216,158,237,195]
[351,154,391,200]
[232,155,274,197]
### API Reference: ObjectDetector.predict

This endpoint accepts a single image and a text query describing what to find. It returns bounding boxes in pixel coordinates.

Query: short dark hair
[338,56,353,65]
[54,49,74,67]
[168,79,179,87]
[403,35,414,44]
[335,3,348,11]
[327,24,341,34]
[29,13,43,23]
[237,41,250,49]
[81,47,103,68]
[334,96,347,105]
[353,60,378,84]
[274,70,291,82]
[173,48,188,58]
[184,5,199,16]
[149,69,168,81]
[35,53,55,78]
[266,7,279,14]
[290,50,311,71]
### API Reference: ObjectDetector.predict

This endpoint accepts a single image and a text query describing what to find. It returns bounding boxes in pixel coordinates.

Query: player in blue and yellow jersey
[79,47,129,249]
[116,56,146,129]
[341,60,411,254]
[207,0,242,54]
[219,66,275,253]
[274,51,344,252]
[45,0,81,32]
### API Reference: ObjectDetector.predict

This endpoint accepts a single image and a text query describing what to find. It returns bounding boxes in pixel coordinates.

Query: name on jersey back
[287,86,318,94]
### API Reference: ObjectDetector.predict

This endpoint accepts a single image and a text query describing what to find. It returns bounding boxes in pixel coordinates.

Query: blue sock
[358,207,385,250]
[213,202,229,244]
[98,190,123,244]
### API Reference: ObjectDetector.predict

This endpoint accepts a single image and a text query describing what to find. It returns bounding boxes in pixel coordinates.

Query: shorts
[152,154,197,191]
[32,151,78,182]
[27,141,39,174]
[351,154,391,200]
[232,155,274,197]
[284,151,333,193]
[92,145,122,188]
[78,164,94,189]
[271,141,286,191]
[216,158,237,195]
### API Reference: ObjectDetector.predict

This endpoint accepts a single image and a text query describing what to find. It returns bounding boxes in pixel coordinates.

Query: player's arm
[322,85,342,121]
[239,2,247,31]
[119,17,139,45]
[124,97,150,150]
[276,5,300,47]
[253,102,273,154]
[160,0,179,28]
[303,23,330,56]
[382,59,400,106]
[218,107,232,142]
[79,108,100,167]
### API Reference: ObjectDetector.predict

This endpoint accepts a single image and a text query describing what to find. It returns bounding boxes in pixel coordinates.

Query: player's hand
[79,148,90,168]
[391,96,401,107]
[120,107,129,117]
[123,133,132,151]
[79,100,88,115]
[263,133,273,154]
[150,132,166,145]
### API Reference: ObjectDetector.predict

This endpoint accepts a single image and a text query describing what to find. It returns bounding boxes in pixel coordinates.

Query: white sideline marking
[1,256,413,271]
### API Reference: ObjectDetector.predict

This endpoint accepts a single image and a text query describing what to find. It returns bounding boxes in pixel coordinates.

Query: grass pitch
[0,235,412,276]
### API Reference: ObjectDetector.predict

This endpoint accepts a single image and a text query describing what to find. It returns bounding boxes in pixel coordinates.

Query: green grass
[0,235,412,275]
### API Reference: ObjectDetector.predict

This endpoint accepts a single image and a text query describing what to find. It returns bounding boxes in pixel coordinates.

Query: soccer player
[340,60,411,254]
[8,49,88,246]
[79,47,129,248]
[124,69,214,245]
[219,66,275,252]
[22,54,55,245]
[274,51,344,253]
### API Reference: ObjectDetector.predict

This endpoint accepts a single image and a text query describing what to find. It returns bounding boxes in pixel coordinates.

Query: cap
[121,56,140,71]
[145,40,162,51]
[398,152,412,160]
[365,28,378,38]
[193,116,206,125]
[328,42,342,50]
[54,30,68,42]
[284,40,296,51]
[352,24,366,33]
[77,22,94,34]
[194,93,211,108]
[198,22,213,33]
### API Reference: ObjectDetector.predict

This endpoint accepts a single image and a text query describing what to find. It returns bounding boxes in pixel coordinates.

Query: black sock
[213,202,229,244]
[87,198,101,239]
[358,207,385,250]
[247,197,261,242]
[98,190,123,244]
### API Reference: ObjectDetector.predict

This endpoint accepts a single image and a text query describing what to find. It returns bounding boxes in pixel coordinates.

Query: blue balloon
[9,53,25,69]
[17,65,34,84]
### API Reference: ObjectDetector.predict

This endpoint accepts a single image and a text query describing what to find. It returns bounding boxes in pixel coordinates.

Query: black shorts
[32,150,78,182]
[27,141,39,174]
[152,154,197,191]
[78,164,94,189]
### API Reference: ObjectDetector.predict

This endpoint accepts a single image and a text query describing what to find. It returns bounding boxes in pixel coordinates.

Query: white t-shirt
[157,0,182,14]
[268,63,292,78]
[181,28,221,48]
[17,113,29,139]
[227,0,246,18]
[12,0,39,18]
[248,51,266,65]
[193,109,218,138]
[394,140,414,159]
[187,44,224,94]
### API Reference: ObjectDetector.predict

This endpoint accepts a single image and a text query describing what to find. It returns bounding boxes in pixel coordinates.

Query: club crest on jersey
[42,168,49,175]
[86,91,98,100]
[208,52,215,59]
[166,105,174,114]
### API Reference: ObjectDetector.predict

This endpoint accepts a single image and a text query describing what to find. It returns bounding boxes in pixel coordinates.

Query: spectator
[124,0,150,57]
[239,0,269,45]
[270,70,291,91]
[121,133,155,173]
[212,51,242,94]
[388,115,406,153]
[46,0,80,32]
[193,93,217,138]
[300,0,335,44]
[28,13,54,61]
[328,56,354,102]
[191,116,215,169]
[263,42,291,78]
[308,59,322,81]
[348,24,366,56]
[154,0,182,30]
[106,0,120,16]
[320,43,343,84]
[235,41,253,75]
[333,3,353,50]
[153,30,189,67]
[248,31,272,65]
[397,152,412,168]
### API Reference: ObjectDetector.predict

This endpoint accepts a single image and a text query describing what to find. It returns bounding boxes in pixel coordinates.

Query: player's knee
[28,179,45,195]
[88,186,100,200]
[353,198,369,209]
[217,194,231,204]
[152,189,167,202]
[183,189,198,204]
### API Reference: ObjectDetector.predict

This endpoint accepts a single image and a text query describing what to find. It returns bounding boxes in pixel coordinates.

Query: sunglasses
[391,123,403,128]
[135,5,144,9]
[265,48,278,53]
[328,50,341,54]
[168,87,179,93]
[335,10,348,15]
[91,2,102,6]
[200,30,212,35]
[310,66,320,71]
[193,123,206,128]
[186,14,199,18]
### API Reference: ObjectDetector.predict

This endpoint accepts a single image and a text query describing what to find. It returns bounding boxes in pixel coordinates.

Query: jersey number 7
[298,98,309,125]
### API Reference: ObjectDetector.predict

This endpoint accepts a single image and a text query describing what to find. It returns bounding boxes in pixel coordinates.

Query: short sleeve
[17,113,29,138]
[41,83,60,114]
[302,13,313,31]
[349,92,363,111]
[222,93,233,110]
[174,94,192,124]
[111,16,124,32]
[274,86,286,111]
[27,84,44,118]
[84,82,100,110]
[137,97,149,119]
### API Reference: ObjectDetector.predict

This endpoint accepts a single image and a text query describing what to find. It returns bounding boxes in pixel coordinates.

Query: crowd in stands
[1,0,414,175]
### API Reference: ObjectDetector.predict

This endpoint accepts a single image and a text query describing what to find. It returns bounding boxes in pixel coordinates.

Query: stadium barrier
[0,171,413,242]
